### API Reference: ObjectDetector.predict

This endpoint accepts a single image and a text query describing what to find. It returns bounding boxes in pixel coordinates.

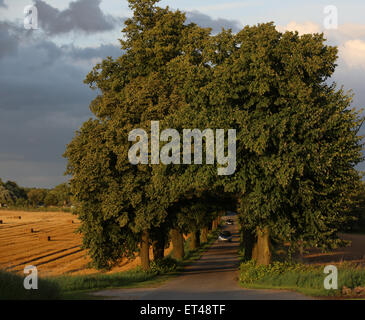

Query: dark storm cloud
[0,22,19,59]
[0,27,123,187]
[185,11,242,34]
[34,0,121,35]
[67,44,122,60]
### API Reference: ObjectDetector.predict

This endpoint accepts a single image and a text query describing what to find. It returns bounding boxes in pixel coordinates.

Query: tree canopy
[64,0,364,269]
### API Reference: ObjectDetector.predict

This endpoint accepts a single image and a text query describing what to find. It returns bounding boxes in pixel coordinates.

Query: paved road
[92,217,312,300]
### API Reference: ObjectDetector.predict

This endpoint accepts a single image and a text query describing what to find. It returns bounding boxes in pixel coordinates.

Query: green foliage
[0,184,15,206]
[150,257,178,274]
[4,181,27,200]
[44,183,72,207]
[347,182,365,233]
[27,189,47,207]
[0,178,72,209]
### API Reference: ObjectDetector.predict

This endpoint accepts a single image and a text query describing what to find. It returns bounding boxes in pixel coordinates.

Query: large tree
[64,0,211,270]
[212,24,364,264]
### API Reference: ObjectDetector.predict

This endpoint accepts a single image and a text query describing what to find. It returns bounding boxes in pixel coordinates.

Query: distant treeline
[0,178,72,208]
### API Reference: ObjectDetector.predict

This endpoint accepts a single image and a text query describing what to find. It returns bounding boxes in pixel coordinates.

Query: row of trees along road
[64,0,364,270]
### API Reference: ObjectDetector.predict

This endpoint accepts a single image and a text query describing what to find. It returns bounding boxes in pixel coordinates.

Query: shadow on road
[91,215,313,300]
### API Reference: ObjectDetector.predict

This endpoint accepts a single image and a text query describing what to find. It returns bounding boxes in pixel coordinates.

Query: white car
[218,231,232,242]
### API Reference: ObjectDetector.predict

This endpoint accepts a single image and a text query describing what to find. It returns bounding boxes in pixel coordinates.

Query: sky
[0,0,365,188]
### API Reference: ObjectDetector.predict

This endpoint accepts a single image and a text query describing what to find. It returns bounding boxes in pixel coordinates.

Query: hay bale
[342,286,352,295]
[354,286,365,295]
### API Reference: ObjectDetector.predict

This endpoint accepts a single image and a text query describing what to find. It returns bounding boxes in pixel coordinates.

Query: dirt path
[92,218,312,300]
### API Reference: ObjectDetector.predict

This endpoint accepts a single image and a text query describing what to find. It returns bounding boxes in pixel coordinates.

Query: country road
[91,216,312,300]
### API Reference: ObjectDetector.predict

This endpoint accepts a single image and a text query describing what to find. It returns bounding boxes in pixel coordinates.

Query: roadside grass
[0,269,61,300]
[239,260,365,298]
[0,228,219,300]
[49,268,175,300]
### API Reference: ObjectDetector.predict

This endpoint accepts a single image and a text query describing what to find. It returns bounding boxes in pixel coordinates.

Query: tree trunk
[241,227,255,261]
[171,229,184,260]
[140,230,150,271]
[212,219,218,231]
[153,235,165,261]
[297,240,304,263]
[190,232,197,250]
[195,230,200,248]
[252,226,271,265]
[201,227,208,243]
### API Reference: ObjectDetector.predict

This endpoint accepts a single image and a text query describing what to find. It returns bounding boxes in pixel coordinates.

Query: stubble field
[0,210,164,276]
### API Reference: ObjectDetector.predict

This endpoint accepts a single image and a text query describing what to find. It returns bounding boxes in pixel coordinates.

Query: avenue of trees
[64,0,364,270]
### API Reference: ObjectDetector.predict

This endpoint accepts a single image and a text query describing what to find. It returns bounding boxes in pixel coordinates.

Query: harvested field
[0,210,171,277]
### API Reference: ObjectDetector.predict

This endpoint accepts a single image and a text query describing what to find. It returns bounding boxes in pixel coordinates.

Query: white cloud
[339,39,365,69]
[277,21,321,35]
[338,23,365,39]
[193,1,258,12]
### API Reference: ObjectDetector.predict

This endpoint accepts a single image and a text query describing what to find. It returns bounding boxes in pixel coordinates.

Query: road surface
[91,216,312,300]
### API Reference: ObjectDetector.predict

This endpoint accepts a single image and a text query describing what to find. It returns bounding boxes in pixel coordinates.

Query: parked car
[226,219,234,225]
[218,231,232,242]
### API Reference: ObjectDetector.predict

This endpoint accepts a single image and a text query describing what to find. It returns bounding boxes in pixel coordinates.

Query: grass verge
[239,260,365,298]
[0,269,61,300]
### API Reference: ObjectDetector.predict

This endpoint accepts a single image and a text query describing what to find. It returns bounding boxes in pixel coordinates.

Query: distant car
[226,219,234,225]
[218,231,232,242]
